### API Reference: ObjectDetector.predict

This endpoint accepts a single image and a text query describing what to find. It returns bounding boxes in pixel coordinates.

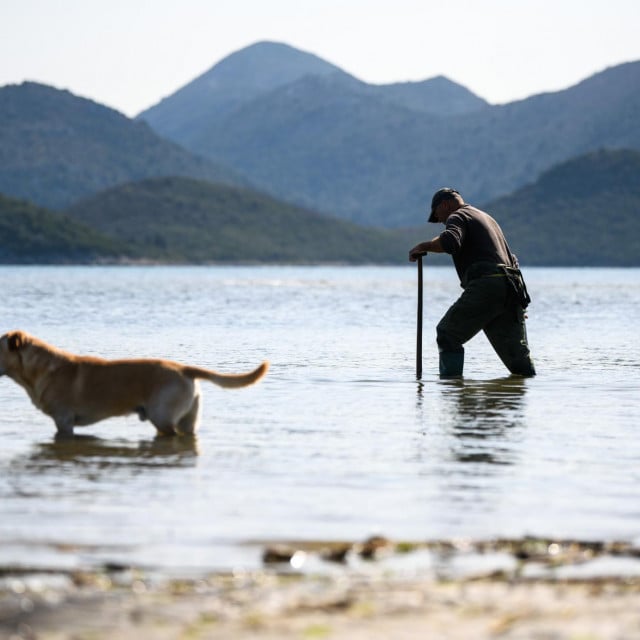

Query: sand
[3,537,640,639]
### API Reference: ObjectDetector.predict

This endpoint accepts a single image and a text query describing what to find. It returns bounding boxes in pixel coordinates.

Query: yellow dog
[0,330,268,436]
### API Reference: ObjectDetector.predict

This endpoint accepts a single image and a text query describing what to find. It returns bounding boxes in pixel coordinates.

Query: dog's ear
[8,331,24,352]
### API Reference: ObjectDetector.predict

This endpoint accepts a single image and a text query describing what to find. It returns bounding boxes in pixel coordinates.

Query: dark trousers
[436,273,536,377]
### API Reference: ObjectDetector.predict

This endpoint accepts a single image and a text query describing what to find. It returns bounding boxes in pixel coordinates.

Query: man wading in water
[409,188,536,378]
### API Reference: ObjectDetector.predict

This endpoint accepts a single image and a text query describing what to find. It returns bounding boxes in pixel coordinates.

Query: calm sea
[0,265,638,574]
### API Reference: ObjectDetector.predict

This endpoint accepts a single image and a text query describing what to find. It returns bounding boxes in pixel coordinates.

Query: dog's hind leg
[176,394,201,436]
[152,423,178,437]
[147,380,195,437]
[146,406,179,436]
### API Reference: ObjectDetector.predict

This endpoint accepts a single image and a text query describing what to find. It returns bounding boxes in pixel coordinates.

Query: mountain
[483,148,640,266]
[64,176,407,263]
[138,41,487,148]
[372,75,489,116]
[0,192,123,263]
[138,42,640,228]
[3,41,638,250]
[0,82,244,210]
[6,149,639,266]
[446,61,640,205]
[146,69,487,227]
[183,72,442,224]
[138,41,349,146]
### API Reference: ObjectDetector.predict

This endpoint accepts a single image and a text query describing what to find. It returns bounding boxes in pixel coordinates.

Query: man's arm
[409,236,445,262]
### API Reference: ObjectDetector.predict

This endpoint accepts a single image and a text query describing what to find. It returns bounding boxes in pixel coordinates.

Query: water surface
[0,266,638,573]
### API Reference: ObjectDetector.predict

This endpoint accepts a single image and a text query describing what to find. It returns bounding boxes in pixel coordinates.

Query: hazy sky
[2,0,639,117]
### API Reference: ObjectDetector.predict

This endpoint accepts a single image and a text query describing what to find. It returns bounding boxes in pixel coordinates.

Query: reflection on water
[46,434,199,464]
[410,375,529,536]
[26,434,199,467]
[6,435,199,496]
[442,377,526,466]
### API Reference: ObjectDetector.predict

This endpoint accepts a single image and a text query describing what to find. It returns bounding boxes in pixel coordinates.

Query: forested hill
[63,177,407,263]
[2,50,638,235]
[485,149,640,266]
[2,150,639,266]
[0,82,243,210]
[138,40,488,148]
[0,193,122,262]
[137,42,640,228]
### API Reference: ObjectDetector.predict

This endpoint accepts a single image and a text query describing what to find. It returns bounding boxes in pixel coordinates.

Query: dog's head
[0,330,29,377]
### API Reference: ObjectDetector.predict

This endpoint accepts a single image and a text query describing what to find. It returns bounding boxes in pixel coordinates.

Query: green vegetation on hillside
[3,149,639,266]
[3,53,639,233]
[0,193,123,262]
[485,149,640,266]
[138,43,640,228]
[0,82,243,210]
[65,177,407,263]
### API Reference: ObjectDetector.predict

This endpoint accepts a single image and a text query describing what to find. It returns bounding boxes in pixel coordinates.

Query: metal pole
[416,255,423,380]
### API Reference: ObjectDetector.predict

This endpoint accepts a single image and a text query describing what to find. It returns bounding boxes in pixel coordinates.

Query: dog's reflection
[24,433,199,471]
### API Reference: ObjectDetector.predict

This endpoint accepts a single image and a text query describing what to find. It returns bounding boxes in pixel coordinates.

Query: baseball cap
[428,188,460,222]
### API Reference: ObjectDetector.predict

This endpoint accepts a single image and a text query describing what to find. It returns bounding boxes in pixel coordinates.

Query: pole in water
[416,255,423,380]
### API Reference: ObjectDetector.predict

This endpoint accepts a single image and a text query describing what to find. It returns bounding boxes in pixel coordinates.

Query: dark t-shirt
[438,205,517,281]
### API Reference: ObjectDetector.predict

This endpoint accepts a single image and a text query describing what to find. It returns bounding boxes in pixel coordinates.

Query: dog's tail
[182,362,269,388]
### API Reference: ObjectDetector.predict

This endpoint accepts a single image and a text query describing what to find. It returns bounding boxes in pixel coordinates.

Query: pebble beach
[3,537,640,639]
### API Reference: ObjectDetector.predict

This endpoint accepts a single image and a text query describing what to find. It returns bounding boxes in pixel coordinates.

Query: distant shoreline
[0,261,638,268]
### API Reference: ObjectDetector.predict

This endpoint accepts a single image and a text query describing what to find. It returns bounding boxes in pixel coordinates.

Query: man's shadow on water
[420,376,529,466]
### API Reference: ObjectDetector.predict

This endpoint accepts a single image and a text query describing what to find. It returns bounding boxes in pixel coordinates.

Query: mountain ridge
[136,42,640,227]
[138,41,351,144]
[137,40,488,148]
[2,149,639,266]
[484,148,640,266]
[63,176,407,264]
[0,81,246,210]
[1,43,638,234]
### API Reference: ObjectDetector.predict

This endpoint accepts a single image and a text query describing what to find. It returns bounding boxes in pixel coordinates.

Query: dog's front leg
[53,413,75,437]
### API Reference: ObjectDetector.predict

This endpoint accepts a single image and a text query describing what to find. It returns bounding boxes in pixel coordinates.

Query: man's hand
[409,237,445,261]
[409,243,428,262]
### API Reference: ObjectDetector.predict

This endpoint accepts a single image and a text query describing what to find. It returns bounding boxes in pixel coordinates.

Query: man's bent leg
[484,306,536,376]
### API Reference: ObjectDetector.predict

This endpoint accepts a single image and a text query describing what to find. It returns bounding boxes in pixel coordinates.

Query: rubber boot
[439,350,464,378]
[508,356,536,377]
